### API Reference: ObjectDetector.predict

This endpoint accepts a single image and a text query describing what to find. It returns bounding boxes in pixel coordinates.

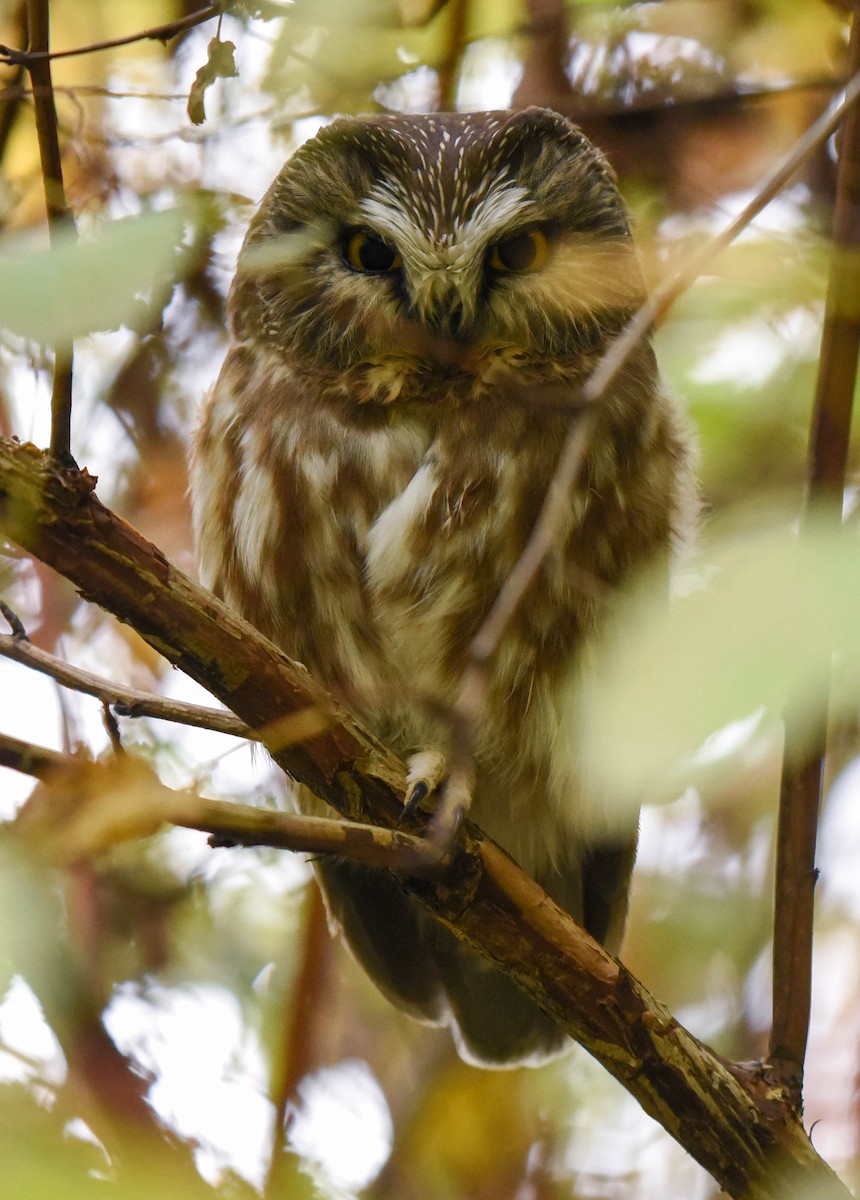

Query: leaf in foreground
[580,515,860,798]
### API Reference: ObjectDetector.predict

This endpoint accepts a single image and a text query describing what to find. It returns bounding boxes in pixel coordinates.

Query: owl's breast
[195,349,659,736]
[361,412,585,699]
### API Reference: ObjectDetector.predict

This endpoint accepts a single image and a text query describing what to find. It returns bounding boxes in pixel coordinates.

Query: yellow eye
[343,229,402,274]
[488,227,550,274]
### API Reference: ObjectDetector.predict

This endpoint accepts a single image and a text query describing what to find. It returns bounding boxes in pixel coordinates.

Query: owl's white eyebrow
[358,178,533,263]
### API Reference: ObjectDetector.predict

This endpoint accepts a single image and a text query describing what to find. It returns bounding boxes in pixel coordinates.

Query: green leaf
[580,515,860,799]
[0,209,193,345]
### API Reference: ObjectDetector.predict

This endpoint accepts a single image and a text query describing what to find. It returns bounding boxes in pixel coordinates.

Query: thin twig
[0,84,191,101]
[437,0,468,112]
[154,797,438,870]
[2,730,434,870]
[463,60,860,688]
[0,730,73,777]
[0,626,248,737]
[0,622,334,747]
[100,701,123,753]
[0,5,27,167]
[0,598,26,638]
[449,51,860,1056]
[769,13,860,1102]
[429,63,860,849]
[1,4,218,66]
[25,0,74,464]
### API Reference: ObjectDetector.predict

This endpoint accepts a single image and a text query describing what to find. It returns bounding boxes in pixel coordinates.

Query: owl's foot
[401,750,473,853]
[403,750,448,817]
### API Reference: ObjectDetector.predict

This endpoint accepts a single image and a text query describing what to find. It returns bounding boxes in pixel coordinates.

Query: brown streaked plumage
[191,108,694,1064]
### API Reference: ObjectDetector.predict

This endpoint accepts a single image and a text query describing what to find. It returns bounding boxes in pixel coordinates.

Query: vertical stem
[512,0,574,109]
[437,0,468,112]
[25,0,75,464]
[264,885,330,1196]
[0,6,28,166]
[769,12,860,1099]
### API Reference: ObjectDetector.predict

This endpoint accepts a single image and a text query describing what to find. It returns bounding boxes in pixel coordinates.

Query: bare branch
[437,0,468,112]
[3,732,432,870]
[0,438,852,1200]
[0,598,26,638]
[461,409,596,716]
[770,13,860,1100]
[0,611,334,749]
[0,730,75,777]
[1,4,218,66]
[0,84,191,102]
[24,0,74,464]
[0,7,27,169]
[0,623,252,738]
[177,798,432,868]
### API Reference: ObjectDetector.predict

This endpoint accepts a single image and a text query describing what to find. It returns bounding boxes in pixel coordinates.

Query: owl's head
[229,108,646,385]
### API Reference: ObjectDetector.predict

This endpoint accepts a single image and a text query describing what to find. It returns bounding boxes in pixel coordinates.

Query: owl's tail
[316,837,635,1065]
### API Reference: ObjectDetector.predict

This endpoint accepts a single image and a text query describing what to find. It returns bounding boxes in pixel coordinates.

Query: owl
[191,108,693,1065]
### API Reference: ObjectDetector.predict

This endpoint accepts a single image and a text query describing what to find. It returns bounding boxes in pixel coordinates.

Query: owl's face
[229,108,645,385]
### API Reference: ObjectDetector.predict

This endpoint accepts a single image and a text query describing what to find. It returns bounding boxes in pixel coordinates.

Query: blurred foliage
[0,207,197,343]
[1,1,860,1198]
[582,515,860,799]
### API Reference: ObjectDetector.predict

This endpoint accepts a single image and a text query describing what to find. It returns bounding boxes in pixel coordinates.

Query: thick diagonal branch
[0,437,850,1200]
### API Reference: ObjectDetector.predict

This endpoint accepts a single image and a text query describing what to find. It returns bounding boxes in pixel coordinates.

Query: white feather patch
[364,460,438,590]
[232,430,282,613]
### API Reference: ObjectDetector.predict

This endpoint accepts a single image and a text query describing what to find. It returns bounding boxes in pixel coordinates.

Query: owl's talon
[427,766,473,854]
[403,749,448,811]
[400,749,474,854]
[400,750,473,849]
[399,779,431,825]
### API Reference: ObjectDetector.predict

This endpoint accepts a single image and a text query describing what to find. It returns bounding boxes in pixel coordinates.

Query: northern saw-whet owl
[191,108,693,1065]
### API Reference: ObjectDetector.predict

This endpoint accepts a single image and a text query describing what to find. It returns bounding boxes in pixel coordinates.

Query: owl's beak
[425,299,469,341]
[408,265,476,343]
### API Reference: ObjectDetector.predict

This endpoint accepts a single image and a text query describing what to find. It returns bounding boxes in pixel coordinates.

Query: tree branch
[0,621,255,739]
[1,729,432,870]
[770,11,860,1098]
[2,4,218,66]
[25,0,74,463]
[0,729,73,777]
[0,438,851,1199]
